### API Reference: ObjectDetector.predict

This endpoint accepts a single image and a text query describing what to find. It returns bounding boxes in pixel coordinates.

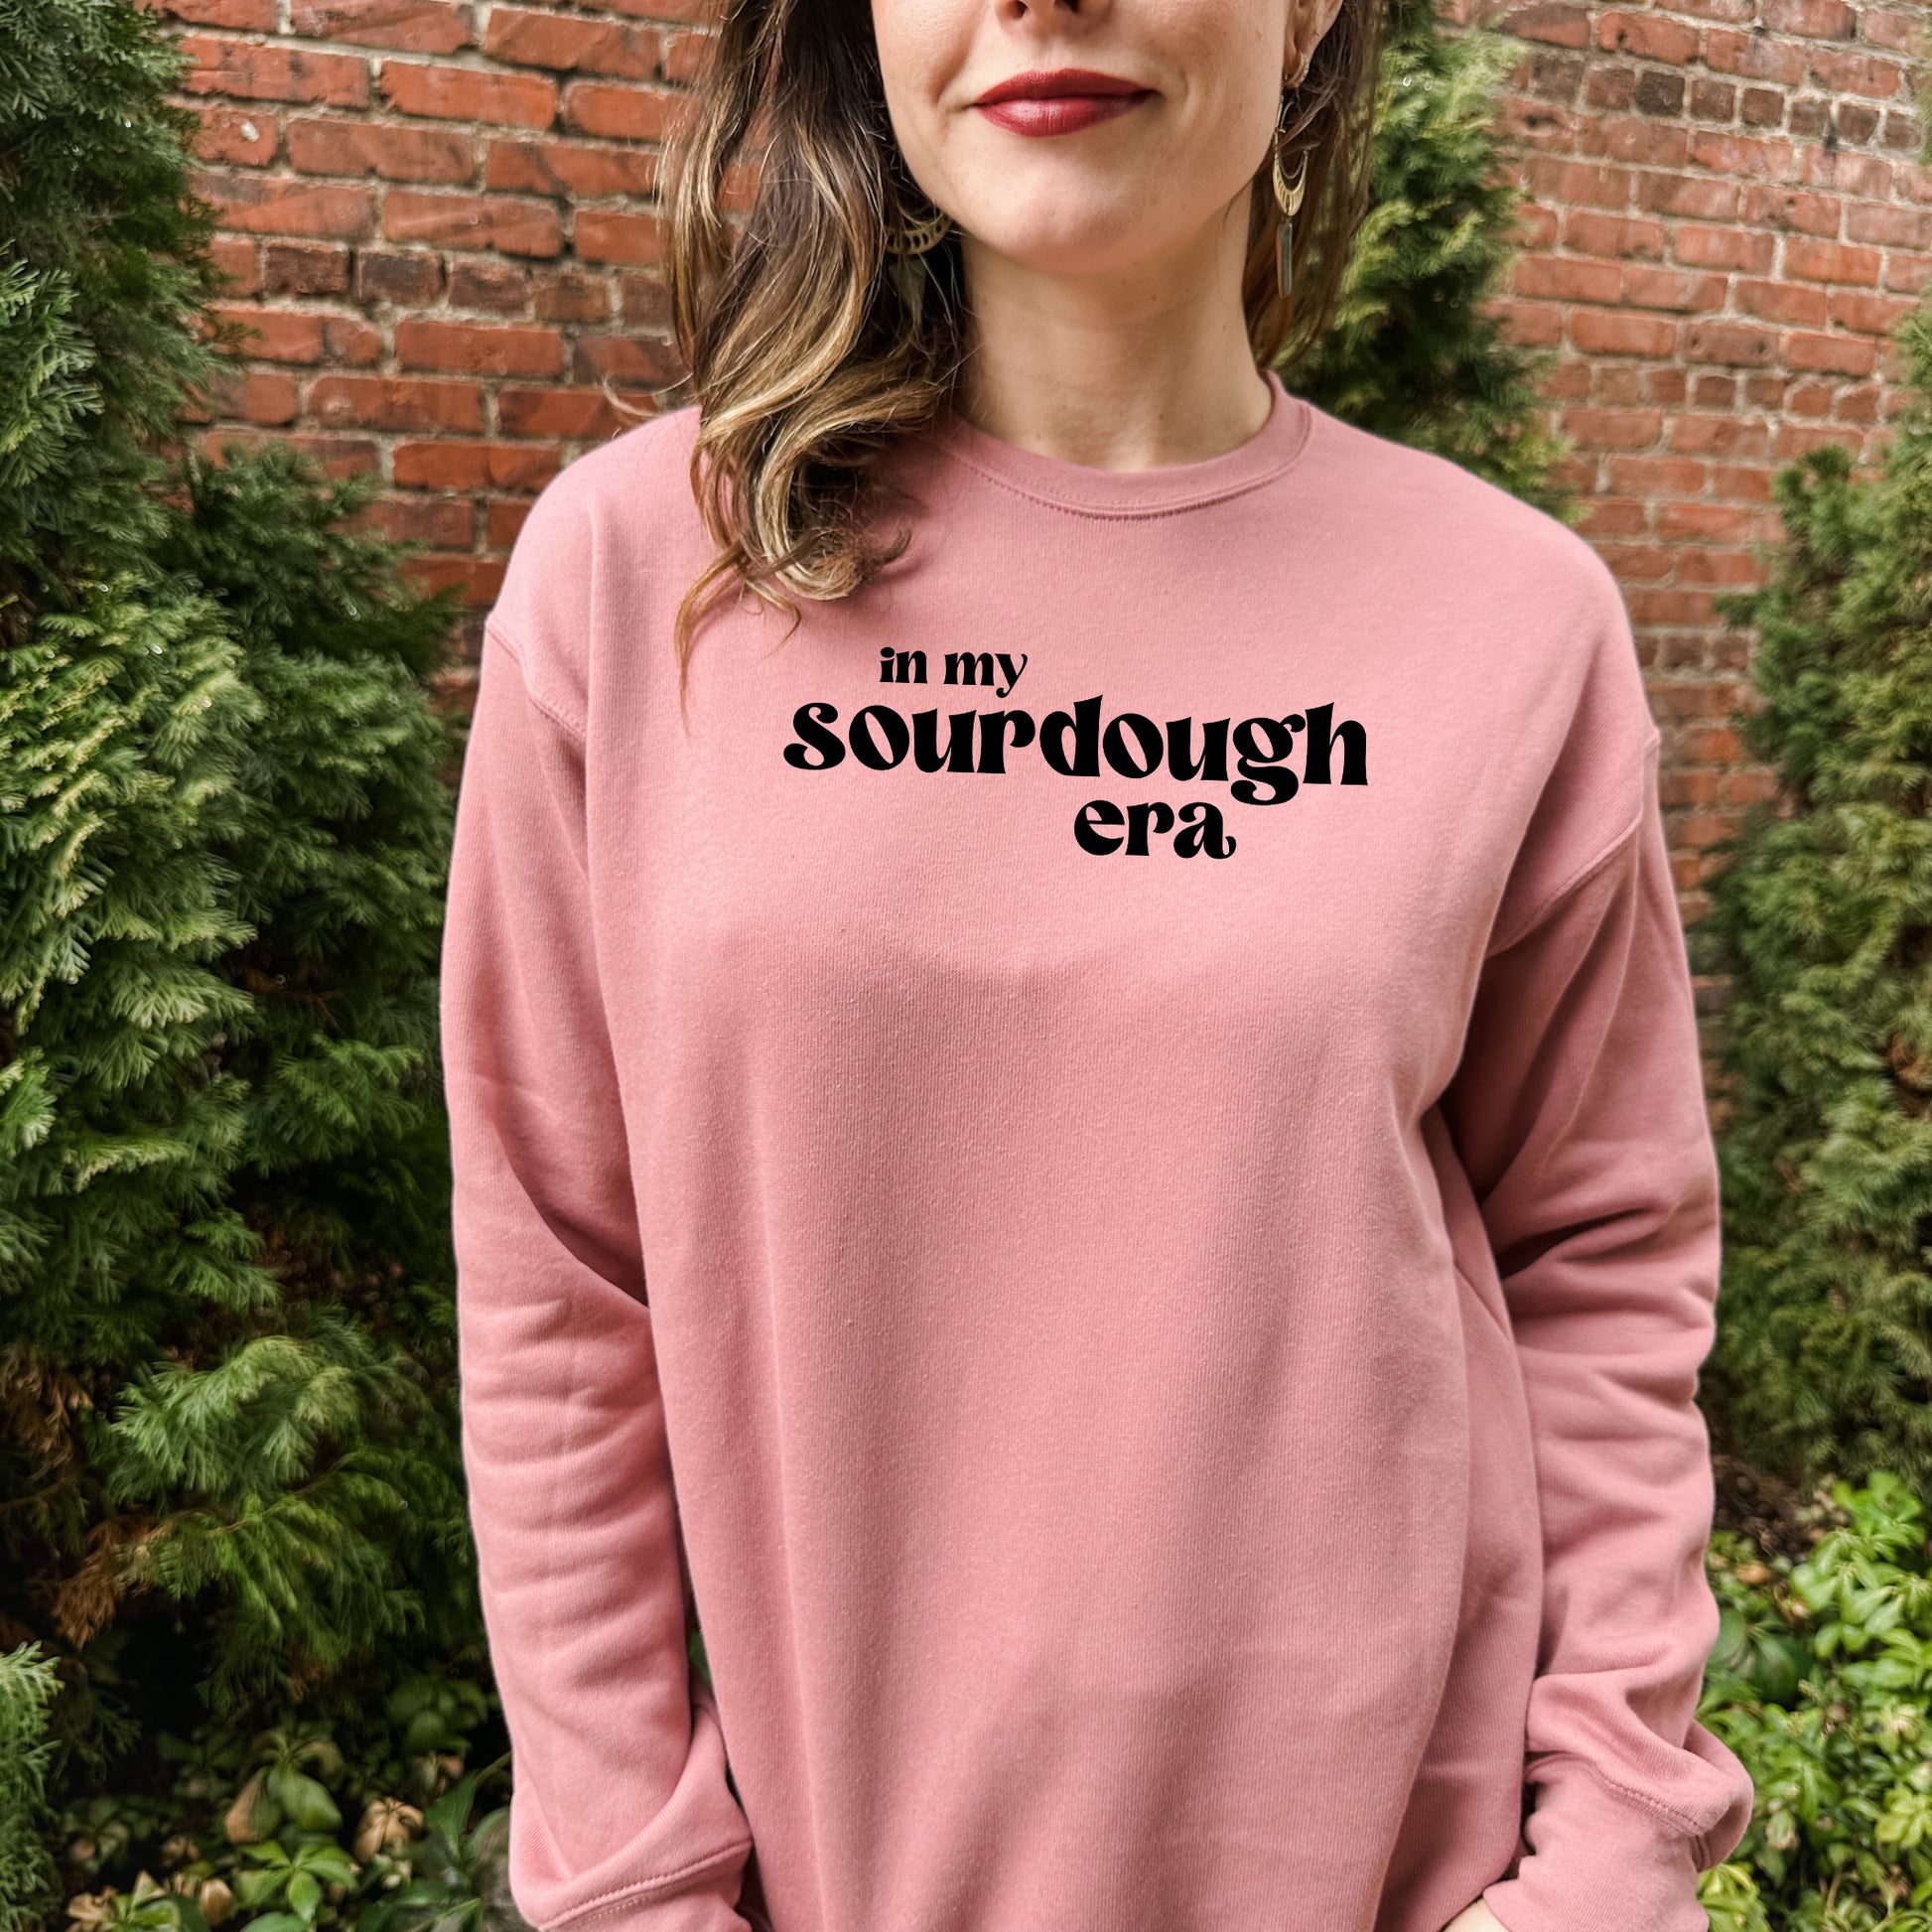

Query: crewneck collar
[924,365,1313,518]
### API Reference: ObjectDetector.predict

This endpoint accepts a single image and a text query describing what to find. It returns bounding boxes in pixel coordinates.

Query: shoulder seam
[484,617,588,745]
[1482,729,1662,961]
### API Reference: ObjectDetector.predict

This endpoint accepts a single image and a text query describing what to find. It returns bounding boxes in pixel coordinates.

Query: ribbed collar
[922,365,1313,518]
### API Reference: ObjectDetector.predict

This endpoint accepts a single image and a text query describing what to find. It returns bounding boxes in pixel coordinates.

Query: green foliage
[1287,0,1568,511]
[0,0,479,1917]
[1696,309,1932,1495]
[0,1643,65,1931]
[1699,1472,1932,1932]
[55,1678,514,1932]
[0,0,232,612]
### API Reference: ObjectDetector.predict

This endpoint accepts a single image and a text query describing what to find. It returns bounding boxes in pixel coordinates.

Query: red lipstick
[971,67,1154,137]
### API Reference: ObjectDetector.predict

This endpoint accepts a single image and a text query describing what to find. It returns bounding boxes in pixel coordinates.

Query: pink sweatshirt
[440,367,1756,1932]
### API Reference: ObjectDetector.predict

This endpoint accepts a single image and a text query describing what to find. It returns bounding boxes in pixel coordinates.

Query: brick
[407,555,504,604]
[1673,222,1774,272]
[287,116,475,181]
[290,0,474,52]
[1687,78,1736,122]
[1666,413,1770,458]
[1738,186,1842,238]
[562,79,686,143]
[395,319,564,375]
[573,207,662,264]
[1884,253,1932,296]
[1685,320,1777,365]
[196,172,376,238]
[1703,31,1807,86]
[365,495,475,546]
[625,270,679,326]
[1495,298,1564,345]
[1571,309,1678,355]
[484,9,661,77]
[213,304,329,361]
[496,386,637,438]
[393,440,560,489]
[180,33,370,105]
[1506,2,1589,45]
[1624,266,1726,311]
[1595,12,1700,63]
[1689,130,1797,179]
[1562,406,1665,449]
[1783,237,1882,286]
[383,189,563,254]
[1839,205,1932,250]
[1523,157,1635,208]
[1512,253,1622,302]
[1632,70,1685,118]
[1736,277,1829,326]
[326,316,384,362]
[208,234,261,295]
[195,104,278,166]
[356,248,443,303]
[310,373,485,431]
[1635,173,1737,219]
[485,499,531,547]
[548,269,619,323]
[160,0,278,21]
[284,434,382,478]
[485,137,655,199]
[658,24,714,82]
[1783,330,1878,374]
[1760,0,1855,33]
[219,366,301,424]
[376,60,556,127]
[448,259,531,311]
[572,336,681,385]
[262,239,353,291]
[1584,117,1691,166]
[1828,289,1919,335]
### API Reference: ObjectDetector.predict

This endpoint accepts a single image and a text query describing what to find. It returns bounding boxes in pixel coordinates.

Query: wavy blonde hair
[659,0,1385,709]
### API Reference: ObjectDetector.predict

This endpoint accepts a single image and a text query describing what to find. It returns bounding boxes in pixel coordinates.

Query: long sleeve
[1441,730,1755,1932]
[441,616,756,1932]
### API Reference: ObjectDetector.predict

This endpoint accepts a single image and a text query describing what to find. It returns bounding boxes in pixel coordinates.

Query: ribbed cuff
[1480,1768,1712,1932]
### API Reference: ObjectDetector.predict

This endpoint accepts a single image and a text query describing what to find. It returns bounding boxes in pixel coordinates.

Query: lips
[971,67,1154,138]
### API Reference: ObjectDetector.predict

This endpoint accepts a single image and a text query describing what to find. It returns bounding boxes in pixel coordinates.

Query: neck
[951,194,1272,473]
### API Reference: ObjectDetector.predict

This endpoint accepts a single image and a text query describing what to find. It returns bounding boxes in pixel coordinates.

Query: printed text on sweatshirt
[440,368,1756,1932]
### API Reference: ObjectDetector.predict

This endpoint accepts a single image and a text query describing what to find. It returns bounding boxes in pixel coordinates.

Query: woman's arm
[1439,735,1755,1932]
[442,619,756,1932]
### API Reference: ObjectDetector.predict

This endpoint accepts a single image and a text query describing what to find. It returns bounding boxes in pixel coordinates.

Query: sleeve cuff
[1479,1766,1722,1932]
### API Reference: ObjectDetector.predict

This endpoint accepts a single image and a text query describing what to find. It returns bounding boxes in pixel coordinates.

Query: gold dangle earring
[1272,62,1312,301]
[882,181,954,330]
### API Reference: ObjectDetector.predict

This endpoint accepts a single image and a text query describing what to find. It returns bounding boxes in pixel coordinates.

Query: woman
[438,0,1758,1925]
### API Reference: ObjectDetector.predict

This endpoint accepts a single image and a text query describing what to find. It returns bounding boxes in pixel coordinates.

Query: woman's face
[870,0,1311,283]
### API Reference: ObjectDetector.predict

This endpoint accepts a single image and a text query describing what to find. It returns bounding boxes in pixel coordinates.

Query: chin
[963,210,1172,278]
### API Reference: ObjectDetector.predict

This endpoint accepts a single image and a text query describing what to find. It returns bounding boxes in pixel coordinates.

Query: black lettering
[945,651,996,688]
[1167,716,1230,783]
[1124,799,1175,855]
[1231,716,1301,806]
[1074,797,1126,855]
[784,701,846,769]
[850,704,910,770]
[911,709,979,773]
[1041,694,1103,777]
[978,710,1036,773]
[1302,702,1367,785]
[1175,799,1237,859]
[1103,711,1165,779]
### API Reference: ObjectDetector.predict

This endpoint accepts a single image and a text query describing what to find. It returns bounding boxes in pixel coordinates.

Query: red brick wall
[1484,0,1928,934]
[161,0,1927,937]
